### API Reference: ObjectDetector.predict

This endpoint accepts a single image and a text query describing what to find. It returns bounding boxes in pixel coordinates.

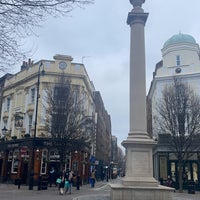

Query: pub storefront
[0,138,91,186]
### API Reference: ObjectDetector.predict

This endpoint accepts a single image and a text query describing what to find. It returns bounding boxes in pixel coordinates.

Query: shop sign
[95,160,99,165]
[15,113,24,128]
[7,143,19,148]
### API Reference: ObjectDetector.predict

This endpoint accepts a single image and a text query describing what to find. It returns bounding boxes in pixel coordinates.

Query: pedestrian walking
[49,167,56,187]
[64,179,69,194]
[76,174,81,190]
[90,170,96,188]
[68,171,74,194]
[59,176,65,195]
[166,175,173,187]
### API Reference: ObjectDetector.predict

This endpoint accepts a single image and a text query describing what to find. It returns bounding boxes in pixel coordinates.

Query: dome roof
[163,33,196,48]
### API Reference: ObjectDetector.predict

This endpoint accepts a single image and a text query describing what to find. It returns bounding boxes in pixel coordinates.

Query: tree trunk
[178,160,183,192]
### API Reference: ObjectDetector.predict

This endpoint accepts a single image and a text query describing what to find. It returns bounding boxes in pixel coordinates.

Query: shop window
[170,162,176,182]
[72,161,78,171]
[192,163,198,182]
[40,149,48,174]
[185,163,191,180]
[159,156,167,180]
[21,147,29,161]
[11,150,19,173]
[49,150,60,162]
[8,151,13,161]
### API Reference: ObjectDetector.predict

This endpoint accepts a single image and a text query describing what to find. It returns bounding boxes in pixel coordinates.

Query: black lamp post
[29,62,45,190]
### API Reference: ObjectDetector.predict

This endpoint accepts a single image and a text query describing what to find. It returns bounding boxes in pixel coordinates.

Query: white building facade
[148,33,200,138]
[148,33,200,188]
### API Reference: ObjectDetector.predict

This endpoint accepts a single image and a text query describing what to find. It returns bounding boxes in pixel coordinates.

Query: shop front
[153,150,200,190]
[0,138,91,186]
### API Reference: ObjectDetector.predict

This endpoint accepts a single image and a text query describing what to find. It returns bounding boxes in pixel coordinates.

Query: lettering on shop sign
[8,143,19,148]
[43,141,52,146]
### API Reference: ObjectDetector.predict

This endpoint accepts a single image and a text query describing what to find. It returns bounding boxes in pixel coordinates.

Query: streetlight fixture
[105,166,109,182]
[29,62,45,190]
[2,126,8,135]
[2,126,8,140]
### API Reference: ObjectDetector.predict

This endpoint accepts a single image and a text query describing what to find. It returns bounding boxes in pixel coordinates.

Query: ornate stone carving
[130,0,145,7]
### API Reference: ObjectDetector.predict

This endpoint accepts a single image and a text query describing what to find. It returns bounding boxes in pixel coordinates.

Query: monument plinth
[110,1,174,199]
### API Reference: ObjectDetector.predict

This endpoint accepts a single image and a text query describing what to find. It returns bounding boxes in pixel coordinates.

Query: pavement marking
[93,183,110,191]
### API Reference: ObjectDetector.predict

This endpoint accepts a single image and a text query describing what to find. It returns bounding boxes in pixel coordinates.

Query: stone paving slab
[0,181,109,200]
[1,181,200,200]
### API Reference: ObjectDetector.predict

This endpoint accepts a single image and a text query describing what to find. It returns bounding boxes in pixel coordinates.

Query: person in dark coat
[76,174,81,190]
[49,167,56,187]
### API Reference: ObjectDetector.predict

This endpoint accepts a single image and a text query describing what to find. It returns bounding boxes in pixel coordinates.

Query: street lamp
[2,126,8,140]
[29,62,45,190]
[2,126,8,135]
[105,166,109,182]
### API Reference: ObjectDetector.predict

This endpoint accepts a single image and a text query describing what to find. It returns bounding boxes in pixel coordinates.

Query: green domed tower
[163,33,196,48]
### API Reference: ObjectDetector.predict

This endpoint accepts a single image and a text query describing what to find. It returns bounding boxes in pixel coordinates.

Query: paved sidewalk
[0,180,110,200]
[75,189,200,200]
[1,180,200,200]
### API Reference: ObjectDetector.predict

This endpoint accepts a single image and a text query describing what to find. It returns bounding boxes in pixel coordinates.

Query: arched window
[49,149,60,162]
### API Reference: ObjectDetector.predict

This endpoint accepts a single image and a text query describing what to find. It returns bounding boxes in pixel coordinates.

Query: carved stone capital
[130,0,145,7]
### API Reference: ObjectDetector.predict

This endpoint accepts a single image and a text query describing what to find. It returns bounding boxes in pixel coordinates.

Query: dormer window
[176,55,181,66]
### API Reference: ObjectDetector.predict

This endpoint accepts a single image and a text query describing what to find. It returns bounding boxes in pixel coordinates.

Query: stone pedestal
[121,138,157,188]
[110,184,173,200]
[110,137,174,200]
[110,1,173,199]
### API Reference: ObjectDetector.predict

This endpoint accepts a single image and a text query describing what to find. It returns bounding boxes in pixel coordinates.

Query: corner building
[0,55,111,185]
[148,33,200,189]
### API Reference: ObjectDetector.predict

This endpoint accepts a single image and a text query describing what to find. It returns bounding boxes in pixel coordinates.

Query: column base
[122,176,158,187]
[110,183,174,200]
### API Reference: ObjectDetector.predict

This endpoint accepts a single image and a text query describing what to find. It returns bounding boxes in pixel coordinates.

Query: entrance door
[20,162,28,184]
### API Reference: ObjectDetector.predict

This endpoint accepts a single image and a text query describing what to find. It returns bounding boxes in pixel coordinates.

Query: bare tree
[117,147,125,176]
[156,78,200,191]
[0,0,93,69]
[44,73,92,171]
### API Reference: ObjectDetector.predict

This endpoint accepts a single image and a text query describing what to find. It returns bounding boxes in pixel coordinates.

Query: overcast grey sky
[13,0,200,149]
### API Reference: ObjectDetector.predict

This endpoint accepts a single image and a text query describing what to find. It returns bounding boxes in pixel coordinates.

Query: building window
[29,115,33,135]
[72,160,78,171]
[176,55,181,66]
[8,150,13,162]
[6,97,10,111]
[159,156,167,180]
[31,88,35,103]
[170,162,176,182]
[11,149,19,173]
[40,149,48,174]
[49,150,60,162]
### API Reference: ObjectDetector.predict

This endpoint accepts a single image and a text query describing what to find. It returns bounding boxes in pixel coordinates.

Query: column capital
[130,0,145,8]
[127,12,148,26]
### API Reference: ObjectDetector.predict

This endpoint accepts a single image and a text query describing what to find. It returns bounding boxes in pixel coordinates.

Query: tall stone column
[121,1,157,186]
[110,1,173,199]
[128,1,148,139]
